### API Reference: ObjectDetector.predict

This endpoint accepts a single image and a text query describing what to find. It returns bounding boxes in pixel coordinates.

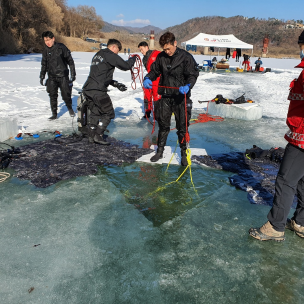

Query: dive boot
[142,112,151,120]
[87,126,96,144]
[249,221,285,241]
[93,134,110,146]
[181,149,188,166]
[67,107,75,117]
[48,113,57,120]
[150,149,163,162]
[286,218,304,238]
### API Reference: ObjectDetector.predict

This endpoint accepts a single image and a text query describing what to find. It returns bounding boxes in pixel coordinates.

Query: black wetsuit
[146,47,199,152]
[40,42,76,115]
[236,48,241,62]
[82,48,135,135]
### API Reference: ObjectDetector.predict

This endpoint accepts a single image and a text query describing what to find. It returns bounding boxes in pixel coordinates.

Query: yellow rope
[165,140,178,173]
[148,147,197,197]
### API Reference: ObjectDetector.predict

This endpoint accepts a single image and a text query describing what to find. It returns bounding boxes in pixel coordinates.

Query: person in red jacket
[138,41,161,119]
[249,30,304,241]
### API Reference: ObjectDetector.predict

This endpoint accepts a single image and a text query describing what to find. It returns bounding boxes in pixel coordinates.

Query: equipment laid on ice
[203,94,262,120]
[7,136,153,188]
[192,145,292,207]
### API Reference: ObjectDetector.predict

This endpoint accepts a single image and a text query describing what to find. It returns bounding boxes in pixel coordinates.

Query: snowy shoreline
[0,52,300,135]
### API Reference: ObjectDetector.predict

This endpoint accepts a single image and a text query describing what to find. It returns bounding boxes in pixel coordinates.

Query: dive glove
[111,80,127,91]
[128,56,137,66]
[117,83,127,91]
[143,77,152,89]
[40,78,44,86]
[179,84,190,94]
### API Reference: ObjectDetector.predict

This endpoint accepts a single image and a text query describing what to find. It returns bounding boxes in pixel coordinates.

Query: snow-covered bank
[0,52,299,135]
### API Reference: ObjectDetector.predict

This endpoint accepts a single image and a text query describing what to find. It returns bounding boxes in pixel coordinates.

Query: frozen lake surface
[1,52,304,303]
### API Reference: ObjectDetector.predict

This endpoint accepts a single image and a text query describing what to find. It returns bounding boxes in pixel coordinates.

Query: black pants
[85,92,115,135]
[255,64,261,71]
[267,143,304,231]
[154,96,191,151]
[47,76,72,114]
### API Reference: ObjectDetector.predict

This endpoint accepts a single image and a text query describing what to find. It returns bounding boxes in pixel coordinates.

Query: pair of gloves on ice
[143,78,191,94]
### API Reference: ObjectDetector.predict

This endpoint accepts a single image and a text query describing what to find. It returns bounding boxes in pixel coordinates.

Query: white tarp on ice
[136,145,208,165]
[181,33,253,49]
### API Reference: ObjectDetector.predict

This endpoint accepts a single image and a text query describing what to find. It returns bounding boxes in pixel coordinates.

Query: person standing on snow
[40,31,76,120]
[249,30,304,242]
[138,41,161,119]
[82,39,136,145]
[143,32,199,166]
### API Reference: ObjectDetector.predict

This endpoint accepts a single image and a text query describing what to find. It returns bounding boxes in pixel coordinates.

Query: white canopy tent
[181,33,253,57]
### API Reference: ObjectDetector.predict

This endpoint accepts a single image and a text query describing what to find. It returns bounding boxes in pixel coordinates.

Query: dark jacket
[83,48,135,92]
[40,42,75,79]
[142,50,153,69]
[146,47,199,96]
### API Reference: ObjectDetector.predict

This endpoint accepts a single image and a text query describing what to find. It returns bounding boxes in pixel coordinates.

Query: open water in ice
[1,113,304,303]
[1,58,304,303]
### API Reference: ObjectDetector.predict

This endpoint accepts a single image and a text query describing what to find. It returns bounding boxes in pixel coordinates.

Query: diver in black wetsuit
[82,39,136,145]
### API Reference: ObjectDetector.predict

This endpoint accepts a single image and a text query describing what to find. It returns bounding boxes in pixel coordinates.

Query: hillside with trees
[0,0,103,54]
[158,16,303,57]
[0,3,302,58]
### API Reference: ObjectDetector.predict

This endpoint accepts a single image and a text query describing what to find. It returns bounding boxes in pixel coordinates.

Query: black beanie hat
[298,30,304,44]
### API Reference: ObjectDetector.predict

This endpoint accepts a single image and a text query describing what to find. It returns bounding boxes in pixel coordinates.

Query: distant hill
[102,22,162,35]
[157,16,302,56]
[102,21,135,33]
[124,25,162,34]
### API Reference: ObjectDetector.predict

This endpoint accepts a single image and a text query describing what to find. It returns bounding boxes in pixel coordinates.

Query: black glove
[117,83,127,91]
[70,75,76,82]
[111,80,127,91]
[128,56,136,66]
[40,78,44,86]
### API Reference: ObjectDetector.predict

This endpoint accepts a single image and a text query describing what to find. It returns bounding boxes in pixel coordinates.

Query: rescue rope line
[166,140,178,172]
[0,172,10,183]
[129,54,155,129]
[148,148,197,197]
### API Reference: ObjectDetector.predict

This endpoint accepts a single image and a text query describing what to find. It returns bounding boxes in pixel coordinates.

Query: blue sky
[67,0,303,29]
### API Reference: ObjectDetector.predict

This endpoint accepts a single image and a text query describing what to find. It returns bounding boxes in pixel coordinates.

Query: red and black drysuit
[145,47,199,155]
[267,59,304,231]
[142,50,161,117]
[82,48,135,138]
[40,42,76,116]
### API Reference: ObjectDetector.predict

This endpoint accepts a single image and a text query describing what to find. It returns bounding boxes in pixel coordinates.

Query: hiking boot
[48,113,57,120]
[249,221,285,241]
[150,151,163,162]
[285,218,304,238]
[67,107,75,117]
[93,134,110,146]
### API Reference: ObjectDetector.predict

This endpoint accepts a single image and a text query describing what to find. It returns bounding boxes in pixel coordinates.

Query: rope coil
[0,172,10,183]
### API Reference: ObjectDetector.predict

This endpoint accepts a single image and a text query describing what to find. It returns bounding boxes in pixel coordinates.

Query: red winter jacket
[284,59,304,148]
[143,50,161,109]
